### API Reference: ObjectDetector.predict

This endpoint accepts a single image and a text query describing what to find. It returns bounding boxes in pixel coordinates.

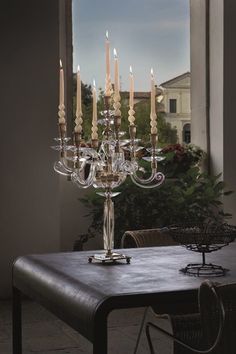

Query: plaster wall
[163,90,191,142]
[190,0,208,152]
[59,180,103,252]
[164,90,190,115]
[190,0,236,223]
[0,0,61,298]
[209,0,224,175]
[182,92,191,114]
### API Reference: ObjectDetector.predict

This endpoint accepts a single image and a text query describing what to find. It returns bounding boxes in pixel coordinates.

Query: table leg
[93,319,107,354]
[12,287,22,354]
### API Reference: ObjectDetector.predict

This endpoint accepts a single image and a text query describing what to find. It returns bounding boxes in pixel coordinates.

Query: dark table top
[13,243,236,341]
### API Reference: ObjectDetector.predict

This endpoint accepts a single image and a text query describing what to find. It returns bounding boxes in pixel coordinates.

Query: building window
[169,99,177,113]
[183,123,191,144]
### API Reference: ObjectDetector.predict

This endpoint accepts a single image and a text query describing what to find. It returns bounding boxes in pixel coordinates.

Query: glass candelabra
[52,96,165,263]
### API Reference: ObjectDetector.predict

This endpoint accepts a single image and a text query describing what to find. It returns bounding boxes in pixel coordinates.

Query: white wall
[182,92,191,114]
[190,0,208,152]
[190,0,236,223]
[164,90,190,115]
[209,0,224,175]
[164,89,191,143]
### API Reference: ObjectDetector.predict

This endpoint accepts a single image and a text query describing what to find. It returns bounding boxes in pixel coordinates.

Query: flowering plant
[158,144,205,177]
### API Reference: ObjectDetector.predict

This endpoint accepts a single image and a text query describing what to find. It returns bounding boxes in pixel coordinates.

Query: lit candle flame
[77,65,80,72]
[93,79,96,88]
[60,59,63,68]
[106,30,109,40]
[113,48,118,59]
[130,66,133,75]
[151,68,154,77]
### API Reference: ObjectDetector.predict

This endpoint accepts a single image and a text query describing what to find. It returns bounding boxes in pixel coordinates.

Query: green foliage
[73,83,232,247]
[119,94,178,144]
[72,76,93,141]
[80,161,233,247]
[72,80,177,146]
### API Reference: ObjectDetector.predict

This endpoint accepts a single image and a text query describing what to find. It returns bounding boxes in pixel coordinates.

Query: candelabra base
[88,252,131,264]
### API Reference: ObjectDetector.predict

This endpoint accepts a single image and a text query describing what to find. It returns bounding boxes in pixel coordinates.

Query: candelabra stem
[88,190,131,263]
[129,125,137,159]
[103,191,114,255]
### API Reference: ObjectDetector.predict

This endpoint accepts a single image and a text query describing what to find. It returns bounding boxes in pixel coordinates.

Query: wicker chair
[121,228,178,248]
[121,228,179,354]
[136,280,236,354]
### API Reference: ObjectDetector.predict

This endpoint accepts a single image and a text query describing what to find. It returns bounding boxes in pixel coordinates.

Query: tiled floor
[0,300,172,353]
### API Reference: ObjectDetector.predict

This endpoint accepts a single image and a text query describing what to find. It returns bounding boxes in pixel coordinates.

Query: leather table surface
[13,244,236,341]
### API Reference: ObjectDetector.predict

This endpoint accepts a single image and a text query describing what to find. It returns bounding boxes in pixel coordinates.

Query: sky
[72,0,190,91]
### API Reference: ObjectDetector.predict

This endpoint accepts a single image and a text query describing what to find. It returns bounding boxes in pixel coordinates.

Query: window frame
[169,98,177,114]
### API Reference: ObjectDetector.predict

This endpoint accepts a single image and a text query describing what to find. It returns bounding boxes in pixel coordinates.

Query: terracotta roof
[121,91,149,99]
[121,87,162,99]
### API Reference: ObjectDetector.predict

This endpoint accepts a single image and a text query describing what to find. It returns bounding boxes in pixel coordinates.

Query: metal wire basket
[168,223,236,277]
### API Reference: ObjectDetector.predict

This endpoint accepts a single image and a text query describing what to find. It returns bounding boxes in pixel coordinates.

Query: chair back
[121,228,177,248]
[199,281,236,354]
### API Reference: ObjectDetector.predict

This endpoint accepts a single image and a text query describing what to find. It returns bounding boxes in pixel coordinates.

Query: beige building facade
[161,72,191,143]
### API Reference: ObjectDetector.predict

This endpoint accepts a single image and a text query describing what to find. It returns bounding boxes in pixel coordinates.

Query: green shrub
[80,144,232,247]
[81,169,232,247]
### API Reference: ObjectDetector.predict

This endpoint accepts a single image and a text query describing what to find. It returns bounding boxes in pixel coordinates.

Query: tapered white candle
[91,80,98,140]
[59,60,64,107]
[105,31,111,97]
[105,31,110,79]
[128,66,135,126]
[114,48,119,96]
[129,66,134,108]
[150,68,157,134]
[150,68,155,114]
[76,65,82,117]
[113,48,121,117]
[74,65,83,134]
[58,60,66,126]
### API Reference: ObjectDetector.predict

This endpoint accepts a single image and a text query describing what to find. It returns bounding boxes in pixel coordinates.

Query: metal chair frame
[134,281,226,354]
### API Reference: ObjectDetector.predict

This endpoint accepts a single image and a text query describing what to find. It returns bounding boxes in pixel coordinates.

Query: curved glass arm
[71,162,97,188]
[131,171,165,189]
[53,160,72,177]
